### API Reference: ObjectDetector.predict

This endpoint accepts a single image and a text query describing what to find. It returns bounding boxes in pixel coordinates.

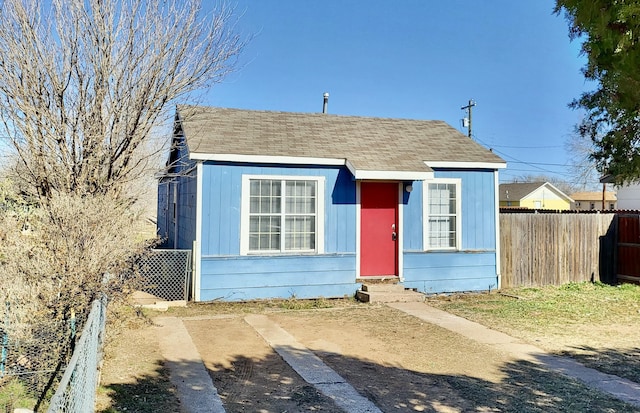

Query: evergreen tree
[556,0,640,183]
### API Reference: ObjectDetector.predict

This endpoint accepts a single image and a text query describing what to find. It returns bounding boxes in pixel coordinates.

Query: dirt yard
[185,307,511,412]
[98,299,640,413]
[96,309,181,412]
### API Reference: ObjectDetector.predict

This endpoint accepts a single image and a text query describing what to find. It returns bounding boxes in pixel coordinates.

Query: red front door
[360,182,398,277]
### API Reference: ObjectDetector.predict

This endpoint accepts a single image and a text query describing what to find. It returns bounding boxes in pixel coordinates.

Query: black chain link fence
[0,250,190,411]
[46,296,107,413]
[0,301,94,412]
[138,249,192,301]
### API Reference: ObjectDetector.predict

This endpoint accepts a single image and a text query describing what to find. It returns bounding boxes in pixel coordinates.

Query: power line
[473,135,564,150]
[506,160,573,167]
[489,144,564,149]
[474,135,576,176]
[500,170,574,178]
[490,148,559,174]
[473,133,599,188]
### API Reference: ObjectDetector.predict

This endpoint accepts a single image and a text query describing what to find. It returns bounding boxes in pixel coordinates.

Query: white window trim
[423,178,462,251]
[240,174,325,255]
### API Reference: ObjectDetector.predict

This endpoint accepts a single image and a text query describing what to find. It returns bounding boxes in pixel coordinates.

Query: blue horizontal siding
[200,284,360,302]
[404,251,496,269]
[435,170,496,250]
[402,170,497,251]
[159,135,198,249]
[157,181,169,243]
[402,180,423,250]
[403,278,497,294]
[177,173,197,249]
[200,163,356,256]
[193,162,499,300]
[402,251,498,293]
[199,253,358,301]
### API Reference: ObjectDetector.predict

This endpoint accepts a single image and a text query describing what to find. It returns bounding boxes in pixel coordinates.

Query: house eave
[354,170,434,180]
[191,153,434,180]
[190,153,346,166]
[345,159,434,180]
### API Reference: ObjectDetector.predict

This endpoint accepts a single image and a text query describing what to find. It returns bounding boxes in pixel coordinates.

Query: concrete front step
[361,283,406,293]
[356,288,425,303]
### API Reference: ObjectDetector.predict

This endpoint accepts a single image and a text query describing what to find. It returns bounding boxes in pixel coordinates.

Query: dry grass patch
[98,291,640,412]
[164,296,361,318]
[425,282,640,383]
[96,305,180,413]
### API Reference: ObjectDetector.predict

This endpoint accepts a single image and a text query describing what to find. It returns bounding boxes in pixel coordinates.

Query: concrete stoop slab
[356,289,425,303]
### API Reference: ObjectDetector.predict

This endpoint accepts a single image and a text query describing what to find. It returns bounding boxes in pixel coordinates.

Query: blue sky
[204,1,592,187]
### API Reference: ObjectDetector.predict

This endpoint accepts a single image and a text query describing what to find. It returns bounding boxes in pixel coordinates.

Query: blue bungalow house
[157,106,506,302]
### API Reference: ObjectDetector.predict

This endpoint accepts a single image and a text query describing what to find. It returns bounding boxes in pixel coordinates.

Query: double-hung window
[423,179,461,250]
[241,175,324,254]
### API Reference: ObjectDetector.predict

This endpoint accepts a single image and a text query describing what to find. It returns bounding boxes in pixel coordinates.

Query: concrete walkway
[389,302,640,408]
[245,314,383,413]
[156,303,640,412]
[155,317,226,413]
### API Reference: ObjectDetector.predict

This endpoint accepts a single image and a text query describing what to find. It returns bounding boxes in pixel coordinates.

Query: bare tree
[0,192,153,401]
[0,193,147,313]
[565,132,601,191]
[0,4,247,397]
[0,0,246,340]
[0,0,245,199]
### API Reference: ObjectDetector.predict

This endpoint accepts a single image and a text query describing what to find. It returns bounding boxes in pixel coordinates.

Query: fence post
[599,215,617,284]
[1,301,8,378]
[69,307,76,352]
[614,213,619,284]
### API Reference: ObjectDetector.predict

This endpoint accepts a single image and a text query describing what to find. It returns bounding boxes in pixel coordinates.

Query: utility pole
[461,99,476,138]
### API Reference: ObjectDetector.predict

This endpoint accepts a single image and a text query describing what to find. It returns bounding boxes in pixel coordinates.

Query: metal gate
[617,213,640,284]
[139,249,192,301]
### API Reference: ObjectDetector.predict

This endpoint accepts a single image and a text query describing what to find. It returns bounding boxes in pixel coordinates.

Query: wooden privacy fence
[500,213,615,288]
[617,213,640,283]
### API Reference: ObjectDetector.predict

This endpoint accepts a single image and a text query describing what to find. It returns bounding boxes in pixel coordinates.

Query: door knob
[392,231,397,241]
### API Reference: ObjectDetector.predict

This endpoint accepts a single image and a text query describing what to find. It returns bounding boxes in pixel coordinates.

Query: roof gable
[176,106,505,178]
[500,182,546,201]
[500,182,573,202]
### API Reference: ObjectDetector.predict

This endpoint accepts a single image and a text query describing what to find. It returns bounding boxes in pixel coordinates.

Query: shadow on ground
[100,347,640,413]
[98,361,180,413]
[205,346,640,413]
[554,345,640,384]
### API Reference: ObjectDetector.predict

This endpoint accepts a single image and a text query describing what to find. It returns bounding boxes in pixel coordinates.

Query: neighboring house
[615,182,640,210]
[499,182,573,210]
[157,106,506,302]
[600,176,640,210]
[570,191,617,211]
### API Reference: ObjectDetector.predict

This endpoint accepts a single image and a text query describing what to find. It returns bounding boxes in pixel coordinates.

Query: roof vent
[322,92,329,114]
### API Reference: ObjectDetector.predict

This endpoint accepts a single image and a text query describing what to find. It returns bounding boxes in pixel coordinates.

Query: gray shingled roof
[176,106,505,174]
[499,182,546,201]
[499,182,573,202]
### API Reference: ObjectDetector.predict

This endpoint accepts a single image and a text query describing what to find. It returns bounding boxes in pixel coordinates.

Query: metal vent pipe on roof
[322,92,329,113]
